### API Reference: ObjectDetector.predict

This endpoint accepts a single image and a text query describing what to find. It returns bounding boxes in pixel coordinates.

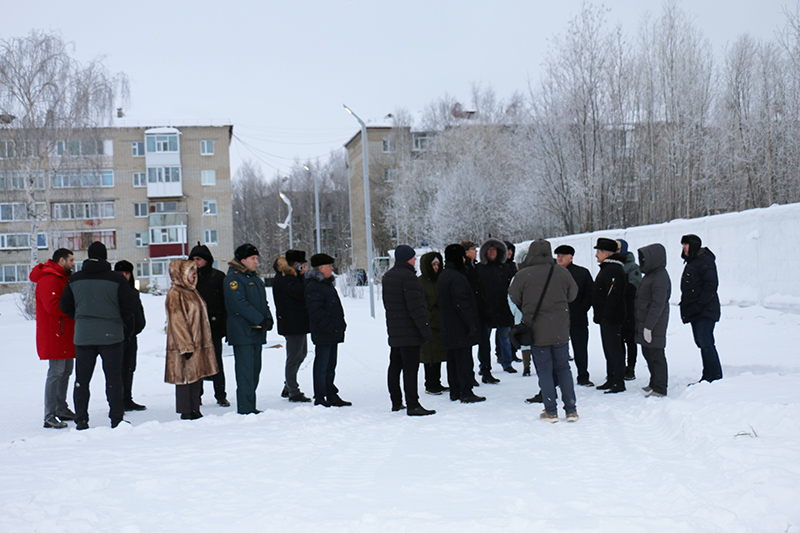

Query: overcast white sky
[1,0,792,178]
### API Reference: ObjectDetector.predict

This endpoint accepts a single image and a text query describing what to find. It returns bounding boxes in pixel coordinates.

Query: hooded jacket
[635,244,671,348]
[190,245,227,339]
[592,252,627,326]
[272,255,310,336]
[508,240,577,346]
[437,246,480,350]
[475,238,515,328]
[419,251,447,364]
[29,260,75,360]
[680,247,721,323]
[382,259,431,347]
[304,268,346,345]
[224,259,273,346]
[165,260,218,385]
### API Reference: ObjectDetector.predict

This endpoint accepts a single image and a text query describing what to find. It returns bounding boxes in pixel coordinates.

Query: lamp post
[343,104,375,318]
[201,207,211,245]
[303,165,322,254]
[277,192,293,248]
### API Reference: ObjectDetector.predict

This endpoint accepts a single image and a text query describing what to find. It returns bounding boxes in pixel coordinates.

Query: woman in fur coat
[165,259,218,419]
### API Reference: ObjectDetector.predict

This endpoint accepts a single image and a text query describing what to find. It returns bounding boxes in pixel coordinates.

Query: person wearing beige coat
[165,259,218,420]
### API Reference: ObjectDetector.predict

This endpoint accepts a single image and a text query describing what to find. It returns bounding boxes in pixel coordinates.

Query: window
[131,142,145,157]
[0,202,45,222]
[52,202,114,220]
[150,227,184,244]
[204,229,218,244]
[412,133,429,151]
[134,202,148,218]
[134,232,149,247]
[0,171,45,190]
[0,264,30,283]
[201,170,216,186]
[202,199,217,215]
[133,172,146,187]
[56,139,104,156]
[382,138,396,153]
[136,262,150,278]
[200,140,214,155]
[152,201,179,213]
[0,140,15,159]
[146,134,178,153]
[147,167,181,183]
[52,230,116,251]
[0,233,47,250]
[151,260,167,276]
[53,170,112,188]
[384,168,398,182]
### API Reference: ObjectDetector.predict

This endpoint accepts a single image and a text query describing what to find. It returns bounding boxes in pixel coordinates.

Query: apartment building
[0,125,234,292]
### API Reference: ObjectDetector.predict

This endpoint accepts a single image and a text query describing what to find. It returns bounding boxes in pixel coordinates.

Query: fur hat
[594,238,618,253]
[394,244,415,264]
[310,253,335,267]
[234,243,259,261]
[87,241,107,260]
[285,249,307,265]
[681,234,702,247]
[444,244,466,267]
[553,245,575,256]
[114,260,134,273]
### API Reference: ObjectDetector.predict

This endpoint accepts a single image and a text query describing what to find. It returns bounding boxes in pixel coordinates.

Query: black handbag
[509,264,554,350]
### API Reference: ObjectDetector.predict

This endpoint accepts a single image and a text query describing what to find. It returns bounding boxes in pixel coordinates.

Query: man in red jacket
[29,248,76,429]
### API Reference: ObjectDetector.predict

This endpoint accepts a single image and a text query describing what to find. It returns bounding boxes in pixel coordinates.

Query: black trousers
[201,335,227,401]
[176,380,203,415]
[388,346,421,409]
[642,346,668,395]
[446,346,475,400]
[122,336,138,403]
[424,362,443,389]
[600,324,625,388]
[570,324,590,382]
[621,325,637,369]
[74,342,124,425]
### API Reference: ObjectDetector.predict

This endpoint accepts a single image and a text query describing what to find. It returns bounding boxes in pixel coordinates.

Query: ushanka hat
[310,253,335,267]
[681,234,702,247]
[234,243,259,261]
[285,249,307,265]
[594,238,618,253]
[554,244,575,256]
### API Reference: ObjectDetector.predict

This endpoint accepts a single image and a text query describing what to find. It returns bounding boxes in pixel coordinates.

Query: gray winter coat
[508,240,577,347]
[634,243,671,349]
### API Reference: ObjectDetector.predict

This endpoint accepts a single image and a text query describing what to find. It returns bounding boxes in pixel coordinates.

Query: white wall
[515,203,800,312]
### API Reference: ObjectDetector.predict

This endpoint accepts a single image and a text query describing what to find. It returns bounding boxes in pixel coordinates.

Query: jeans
[446,347,475,400]
[531,342,576,415]
[387,345,421,409]
[600,324,625,388]
[74,342,124,425]
[478,325,512,372]
[313,343,339,404]
[569,324,590,383]
[641,346,668,395]
[233,343,263,414]
[691,319,722,382]
[283,334,308,397]
[44,359,74,418]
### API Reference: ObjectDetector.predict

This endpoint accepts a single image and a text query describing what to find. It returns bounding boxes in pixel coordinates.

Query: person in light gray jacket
[635,243,671,397]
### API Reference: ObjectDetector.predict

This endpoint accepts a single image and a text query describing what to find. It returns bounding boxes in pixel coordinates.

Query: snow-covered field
[1,287,799,532]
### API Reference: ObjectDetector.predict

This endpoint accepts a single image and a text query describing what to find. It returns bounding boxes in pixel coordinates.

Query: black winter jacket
[305,270,346,346]
[437,263,480,350]
[592,254,627,326]
[566,263,593,327]
[476,238,514,328]
[195,262,227,338]
[272,256,310,336]
[382,261,432,347]
[679,248,720,323]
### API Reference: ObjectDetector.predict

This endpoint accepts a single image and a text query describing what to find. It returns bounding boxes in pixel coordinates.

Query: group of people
[382,233,722,423]
[30,231,722,429]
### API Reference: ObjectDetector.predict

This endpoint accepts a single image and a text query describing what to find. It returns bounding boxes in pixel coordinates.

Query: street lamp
[277,192,293,248]
[303,165,322,254]
[201,207,211,245]
[343,104,375,318]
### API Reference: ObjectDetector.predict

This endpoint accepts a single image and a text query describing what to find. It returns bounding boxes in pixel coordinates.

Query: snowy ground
[1,288,798,533]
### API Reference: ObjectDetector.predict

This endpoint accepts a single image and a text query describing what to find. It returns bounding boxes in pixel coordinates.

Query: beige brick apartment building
[0,125,234,292]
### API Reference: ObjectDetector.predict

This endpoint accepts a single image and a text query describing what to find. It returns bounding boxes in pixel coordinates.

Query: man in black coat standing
[272,249,312,403]
[592,238,628,394]
[382,245,435,416]
[554,245,595,386]
[438,244,485,403]
[679,234,722,383]
[476,238,517,374]
[113,260,147,411]
[459,239,498,384]
[189,244,230,407]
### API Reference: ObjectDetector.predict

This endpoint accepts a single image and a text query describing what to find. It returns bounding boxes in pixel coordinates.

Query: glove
[260,317,274,331]
[643,328,652,344]
[183,352,193,360]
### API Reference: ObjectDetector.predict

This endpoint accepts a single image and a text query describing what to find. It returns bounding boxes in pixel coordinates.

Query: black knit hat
[285,249,307,265]
[444,244,466,267]
[681,234,702,247]
[188,242,214,263]
[234,243,259,261]
[554,245,575,256]
[594,238,618,253]
[87,241,108,260]
[310,253,335,267]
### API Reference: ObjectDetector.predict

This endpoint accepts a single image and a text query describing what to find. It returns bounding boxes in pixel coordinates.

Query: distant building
[0,125,234,292]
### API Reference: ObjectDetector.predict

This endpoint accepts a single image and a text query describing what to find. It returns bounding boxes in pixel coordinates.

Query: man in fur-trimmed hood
[476,238,516,376]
